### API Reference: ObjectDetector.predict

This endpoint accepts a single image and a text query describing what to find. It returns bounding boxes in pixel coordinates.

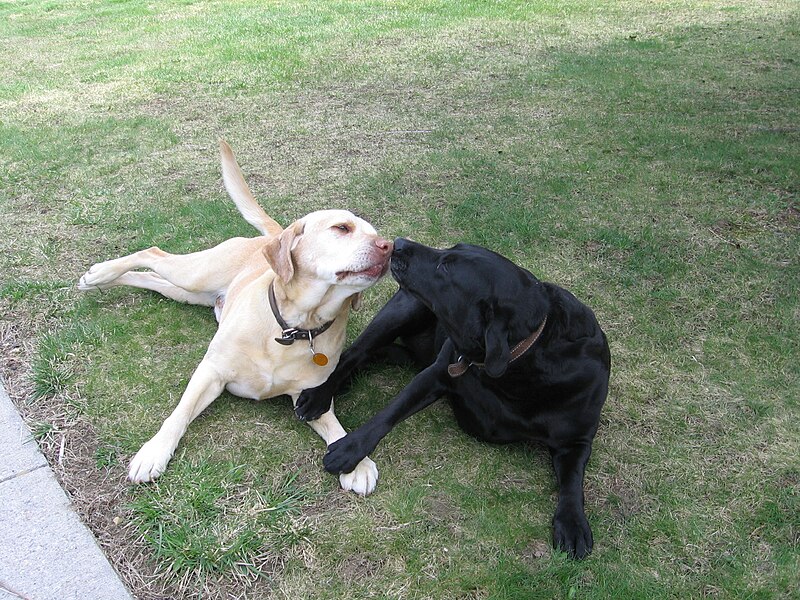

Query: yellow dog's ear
[263,221,304,283]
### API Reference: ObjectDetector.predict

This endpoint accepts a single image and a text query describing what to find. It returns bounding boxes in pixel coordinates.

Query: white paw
[128,437,175,483]
[338,456,379,496]
[77,260,124,291]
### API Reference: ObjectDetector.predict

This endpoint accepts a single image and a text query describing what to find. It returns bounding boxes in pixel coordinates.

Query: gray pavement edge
[0,383,134,600]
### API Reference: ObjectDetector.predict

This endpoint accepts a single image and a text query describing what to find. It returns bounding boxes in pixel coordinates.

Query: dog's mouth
[389,255,406,280]
[336,258,390,282]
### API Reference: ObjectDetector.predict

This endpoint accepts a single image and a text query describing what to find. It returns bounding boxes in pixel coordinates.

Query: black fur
[296,238,610,558]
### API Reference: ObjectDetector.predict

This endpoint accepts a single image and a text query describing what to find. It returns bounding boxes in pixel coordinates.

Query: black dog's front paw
[553,506,593,559]
[323,434,370,475]
[295,386,333,422]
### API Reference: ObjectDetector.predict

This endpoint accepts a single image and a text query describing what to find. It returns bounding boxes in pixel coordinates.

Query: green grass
[2,0,799,598]
[128,464,310,582]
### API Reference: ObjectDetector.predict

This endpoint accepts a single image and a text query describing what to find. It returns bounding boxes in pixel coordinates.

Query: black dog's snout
[390,238,412,282]
[392,237,410,256]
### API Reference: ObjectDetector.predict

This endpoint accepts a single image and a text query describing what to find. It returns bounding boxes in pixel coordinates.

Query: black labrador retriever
[296,238,610,558]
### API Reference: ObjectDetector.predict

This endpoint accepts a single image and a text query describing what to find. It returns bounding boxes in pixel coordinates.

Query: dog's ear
[483,307,511,378]
[263,221,304,283]
[350,292,363,311]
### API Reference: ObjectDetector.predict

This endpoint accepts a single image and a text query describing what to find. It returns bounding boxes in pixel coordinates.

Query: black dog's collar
[447,316,547,378]
[268,282,335,346]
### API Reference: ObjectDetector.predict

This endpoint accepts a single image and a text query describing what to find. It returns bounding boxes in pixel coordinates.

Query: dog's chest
[224,358,336,399]
[447,373,552,443]
[221,333,342,400]
[210,286,349,399]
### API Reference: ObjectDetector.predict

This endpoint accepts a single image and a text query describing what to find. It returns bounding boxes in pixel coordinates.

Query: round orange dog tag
[312,353,329,366]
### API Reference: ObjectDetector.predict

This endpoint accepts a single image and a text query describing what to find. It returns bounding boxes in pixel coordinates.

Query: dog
[295,238,610,557]
[77,141,392,496]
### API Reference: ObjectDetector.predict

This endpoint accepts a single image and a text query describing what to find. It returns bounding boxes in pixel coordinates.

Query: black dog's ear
[483,308,511,378]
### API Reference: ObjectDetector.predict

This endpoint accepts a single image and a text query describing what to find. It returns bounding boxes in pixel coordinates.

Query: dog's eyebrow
[332,221,357,233]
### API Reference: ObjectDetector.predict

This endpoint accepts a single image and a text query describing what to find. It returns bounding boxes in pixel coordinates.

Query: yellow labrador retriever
[78,141,391,496]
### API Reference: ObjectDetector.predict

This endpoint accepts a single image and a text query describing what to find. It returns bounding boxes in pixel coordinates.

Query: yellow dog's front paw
[338,456,379,496]
[128,438,174,483]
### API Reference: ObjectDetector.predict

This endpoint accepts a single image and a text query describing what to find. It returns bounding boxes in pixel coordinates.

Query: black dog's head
[390,238,549,377]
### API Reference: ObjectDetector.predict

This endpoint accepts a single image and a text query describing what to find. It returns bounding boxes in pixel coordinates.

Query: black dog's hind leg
[295,289,434,421]
[549,442,594,559]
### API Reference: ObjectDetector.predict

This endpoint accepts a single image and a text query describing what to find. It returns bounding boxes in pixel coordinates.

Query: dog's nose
[375,237,393,253]
[393,238,410,254]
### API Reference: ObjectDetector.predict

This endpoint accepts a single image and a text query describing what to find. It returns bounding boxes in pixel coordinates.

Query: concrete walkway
[0,384,133,600]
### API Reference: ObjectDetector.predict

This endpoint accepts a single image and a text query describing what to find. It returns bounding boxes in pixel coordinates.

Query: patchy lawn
[1,0,798,598]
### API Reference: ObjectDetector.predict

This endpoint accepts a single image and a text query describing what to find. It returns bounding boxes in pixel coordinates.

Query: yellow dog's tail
[219,140,284,238]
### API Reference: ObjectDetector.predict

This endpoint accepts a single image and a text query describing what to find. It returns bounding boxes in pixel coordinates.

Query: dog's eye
[333,224,351,234]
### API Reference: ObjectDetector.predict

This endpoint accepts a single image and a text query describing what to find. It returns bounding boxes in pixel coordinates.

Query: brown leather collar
[447,316,547,378]
[268,282,335,346]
